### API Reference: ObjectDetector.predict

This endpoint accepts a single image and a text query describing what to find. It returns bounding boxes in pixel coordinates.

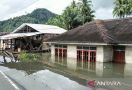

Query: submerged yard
[0,53,132,90]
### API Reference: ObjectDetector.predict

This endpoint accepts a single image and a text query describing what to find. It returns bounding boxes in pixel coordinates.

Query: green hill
[0,8,56,32]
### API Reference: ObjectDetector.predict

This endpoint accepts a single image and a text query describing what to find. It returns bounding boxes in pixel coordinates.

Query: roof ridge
[100,17,132,23]
[95,20,116,43]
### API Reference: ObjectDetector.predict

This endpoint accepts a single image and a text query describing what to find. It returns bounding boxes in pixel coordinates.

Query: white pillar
[51,45,55,55]
[1,40,4,50]
[50,55,55,63]
[67,45,77,58]
[125,46,132,64]
[0,40,2,50]
[103,46,113,62]
[96,46,104,62]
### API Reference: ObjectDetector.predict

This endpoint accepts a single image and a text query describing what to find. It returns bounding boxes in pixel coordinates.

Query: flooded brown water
[1,53,132,90]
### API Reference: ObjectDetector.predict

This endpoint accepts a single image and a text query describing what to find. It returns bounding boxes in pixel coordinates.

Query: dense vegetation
[113,0,132,18]
[0,8,56,32]
[47,0,95,30]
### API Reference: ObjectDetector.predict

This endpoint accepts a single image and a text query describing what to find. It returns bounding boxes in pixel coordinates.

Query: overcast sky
[0,0,114,21]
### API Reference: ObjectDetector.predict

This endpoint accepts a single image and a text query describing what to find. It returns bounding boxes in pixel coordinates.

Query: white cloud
[0,0,37,20]
[2,0,80,20]
[94,8,113,19]
[0,0,114,21]
[92,0,114,9]
[92,0,114,19]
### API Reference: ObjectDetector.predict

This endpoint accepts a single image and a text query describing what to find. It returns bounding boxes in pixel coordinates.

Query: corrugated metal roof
[0,23,67,40]
[12,23,67,34]
[0,32,41,40]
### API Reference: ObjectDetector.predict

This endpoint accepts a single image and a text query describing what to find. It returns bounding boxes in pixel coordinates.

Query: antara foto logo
[87,80,121,88]
[87,80,96,88]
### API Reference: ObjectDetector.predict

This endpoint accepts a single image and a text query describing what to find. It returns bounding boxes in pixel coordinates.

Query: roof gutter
[118,44,132,46]
[44,42,113,46]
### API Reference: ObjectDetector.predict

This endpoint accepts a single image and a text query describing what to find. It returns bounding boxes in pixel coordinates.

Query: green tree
[47,15,65,29]
[47,0,94,30]
[113,0,132,18]
[47,0,81,30]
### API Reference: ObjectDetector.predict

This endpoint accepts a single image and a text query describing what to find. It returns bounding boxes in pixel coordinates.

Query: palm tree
[79,0,95,24]
[113,0,132,18]
[63,1,81,30]
[128,0,132,15]
[47,0,95,30]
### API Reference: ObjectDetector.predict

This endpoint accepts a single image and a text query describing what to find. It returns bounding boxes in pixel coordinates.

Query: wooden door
[55,48,58,56]
[90,51,96,62]
[59,49,62,57]
[77,50,83,61]
[113,51,125,63]
[83,50,89,62]
[63,49,67,57]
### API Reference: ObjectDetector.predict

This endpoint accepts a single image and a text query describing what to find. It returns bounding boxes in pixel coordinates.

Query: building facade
[47,18,132,64]
[51,44,131,63]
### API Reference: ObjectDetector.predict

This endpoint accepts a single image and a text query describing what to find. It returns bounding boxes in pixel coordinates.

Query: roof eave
[44,41,112,46]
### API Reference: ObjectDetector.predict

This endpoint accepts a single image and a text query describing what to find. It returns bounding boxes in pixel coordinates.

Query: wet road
[0,66,89,90]
[0,71,19,90]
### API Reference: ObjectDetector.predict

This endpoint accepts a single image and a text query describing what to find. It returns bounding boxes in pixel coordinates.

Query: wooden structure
[0,23,66,52]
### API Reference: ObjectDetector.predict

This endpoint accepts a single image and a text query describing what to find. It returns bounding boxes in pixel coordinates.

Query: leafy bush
[18,51,40,62]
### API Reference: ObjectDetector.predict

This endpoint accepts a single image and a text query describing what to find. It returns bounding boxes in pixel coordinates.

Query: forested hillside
[0,8,56,32]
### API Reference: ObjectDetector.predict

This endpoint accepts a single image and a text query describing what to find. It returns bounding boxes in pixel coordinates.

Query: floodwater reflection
[2,53,132,78]
[1,53,132,90]
[49,54,132,78]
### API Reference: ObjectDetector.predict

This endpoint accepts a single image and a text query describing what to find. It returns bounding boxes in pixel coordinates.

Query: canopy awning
[0,32,42,40]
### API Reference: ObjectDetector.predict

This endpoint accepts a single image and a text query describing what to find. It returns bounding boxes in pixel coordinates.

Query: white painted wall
[67,45,77,58]
[51,45,55,55]
[125,46,132,64]
[96,46,104,62]
[103,46,113,62]
[96,46,113,62]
